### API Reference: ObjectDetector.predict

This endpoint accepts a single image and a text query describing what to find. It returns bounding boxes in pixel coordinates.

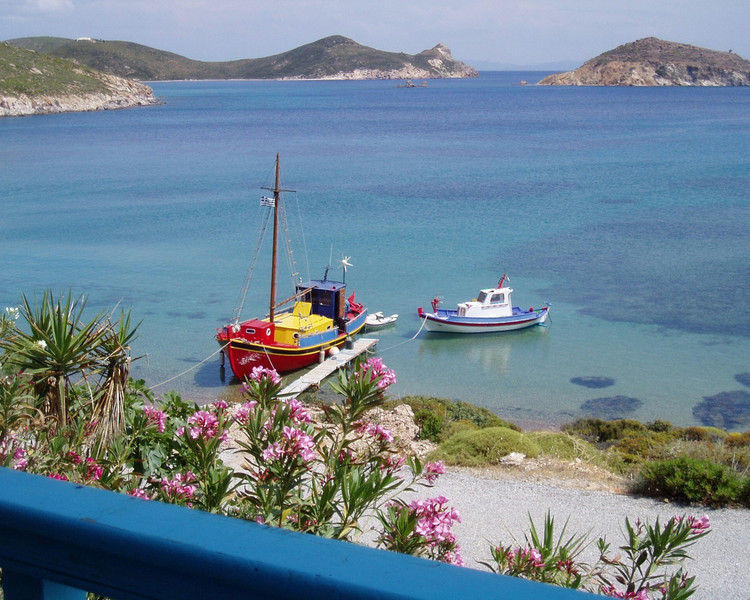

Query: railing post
[3,570,87,600]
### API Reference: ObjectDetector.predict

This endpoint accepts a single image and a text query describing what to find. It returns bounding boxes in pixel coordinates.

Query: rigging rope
[232,208,272,323]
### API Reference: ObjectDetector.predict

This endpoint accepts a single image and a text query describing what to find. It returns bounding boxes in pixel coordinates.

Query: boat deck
[280,337,379,397]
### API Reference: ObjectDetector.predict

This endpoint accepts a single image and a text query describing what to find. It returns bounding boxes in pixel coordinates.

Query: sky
[2,0,749,69]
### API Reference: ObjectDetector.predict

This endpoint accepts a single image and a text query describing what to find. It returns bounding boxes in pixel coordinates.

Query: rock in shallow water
[571,376,615,389]
[580,396,643,420]
[693,390,750,430]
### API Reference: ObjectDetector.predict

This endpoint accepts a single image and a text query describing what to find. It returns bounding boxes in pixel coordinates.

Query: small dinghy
[365,311,399,330]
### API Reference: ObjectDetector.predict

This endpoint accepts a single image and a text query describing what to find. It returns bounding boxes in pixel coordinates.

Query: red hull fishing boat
[216,155,368,377]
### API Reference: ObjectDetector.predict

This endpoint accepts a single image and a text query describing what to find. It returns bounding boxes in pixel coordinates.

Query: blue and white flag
[260,196,275,207]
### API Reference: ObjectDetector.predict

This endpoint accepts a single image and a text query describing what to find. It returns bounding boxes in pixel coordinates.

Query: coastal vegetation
[5,35,478,81]
[0,292,741,599]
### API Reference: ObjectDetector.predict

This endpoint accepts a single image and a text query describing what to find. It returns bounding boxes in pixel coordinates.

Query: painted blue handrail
[0,468,593,599]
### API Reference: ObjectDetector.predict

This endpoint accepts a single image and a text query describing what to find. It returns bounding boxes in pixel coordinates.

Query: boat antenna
[262,153,295,323]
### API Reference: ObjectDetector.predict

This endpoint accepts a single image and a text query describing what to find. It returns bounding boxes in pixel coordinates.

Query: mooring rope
[150,343,228,390]
[374,314,428,355]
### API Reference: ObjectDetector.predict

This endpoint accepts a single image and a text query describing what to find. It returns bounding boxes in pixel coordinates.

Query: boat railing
[0,467,592,599]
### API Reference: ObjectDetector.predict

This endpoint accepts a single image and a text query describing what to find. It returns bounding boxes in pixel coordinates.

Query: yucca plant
[0,291,139,447]
[91,308,141,451]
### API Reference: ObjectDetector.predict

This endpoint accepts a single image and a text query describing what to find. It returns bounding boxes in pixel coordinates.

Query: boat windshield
[477,291,488,303]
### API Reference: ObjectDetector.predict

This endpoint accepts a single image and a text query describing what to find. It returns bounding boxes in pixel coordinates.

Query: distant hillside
[7,35,478,81]
[0,42,158,117]
[538,38,750,86]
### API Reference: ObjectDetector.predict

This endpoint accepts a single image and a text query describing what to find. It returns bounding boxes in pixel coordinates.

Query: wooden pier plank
[280,338,378,397]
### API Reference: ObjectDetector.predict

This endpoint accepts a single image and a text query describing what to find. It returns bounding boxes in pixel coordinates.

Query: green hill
[6,35,478,81]
[1,40,111,96]
[1,41,157,117]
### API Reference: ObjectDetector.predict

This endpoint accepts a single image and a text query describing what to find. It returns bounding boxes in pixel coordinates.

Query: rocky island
[539,37,750,86]
[0,42,158,117]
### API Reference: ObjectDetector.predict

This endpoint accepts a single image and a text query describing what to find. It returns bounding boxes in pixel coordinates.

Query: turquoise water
[3,72,749,429]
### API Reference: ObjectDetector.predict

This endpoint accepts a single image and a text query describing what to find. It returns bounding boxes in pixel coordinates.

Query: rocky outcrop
[539,38,750,86]
[0,72,158,117]
[281,42,477,80]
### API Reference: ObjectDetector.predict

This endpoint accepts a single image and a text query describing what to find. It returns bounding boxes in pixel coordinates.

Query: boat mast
[262,154,295,324]
[269,154,281,323]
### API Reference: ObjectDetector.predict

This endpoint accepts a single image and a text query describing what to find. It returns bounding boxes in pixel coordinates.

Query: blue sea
[3,72,749,430]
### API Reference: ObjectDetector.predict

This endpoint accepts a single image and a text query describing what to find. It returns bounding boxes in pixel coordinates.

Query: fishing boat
[417,275,549,333]
[216,155,368,377]
[365,311,398,330]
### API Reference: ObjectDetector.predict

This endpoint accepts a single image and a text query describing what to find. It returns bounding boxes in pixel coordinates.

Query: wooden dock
[280,338,379,397]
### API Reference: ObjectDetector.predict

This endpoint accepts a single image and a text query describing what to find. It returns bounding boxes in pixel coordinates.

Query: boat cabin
[297,279,348,329]
[457,285,514,318]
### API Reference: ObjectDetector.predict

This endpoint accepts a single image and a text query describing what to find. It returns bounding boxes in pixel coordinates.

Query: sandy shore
[411,467,750,600]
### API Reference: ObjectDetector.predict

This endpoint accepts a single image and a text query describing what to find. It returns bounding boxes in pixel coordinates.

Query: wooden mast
[269,153,281,323]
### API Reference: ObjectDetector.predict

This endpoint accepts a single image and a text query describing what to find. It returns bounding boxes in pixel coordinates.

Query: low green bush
[561,418,648,444]
[634,457,742,506]
[393,396,520,442]
[740,477,750,508]
[427,427,541,467]
[527,431,600,462]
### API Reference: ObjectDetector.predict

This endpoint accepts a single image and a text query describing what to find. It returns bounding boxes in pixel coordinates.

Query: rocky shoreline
[0,72,159,117]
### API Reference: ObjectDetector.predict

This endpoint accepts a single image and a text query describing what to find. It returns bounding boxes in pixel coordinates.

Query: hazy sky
[2,0,748,68]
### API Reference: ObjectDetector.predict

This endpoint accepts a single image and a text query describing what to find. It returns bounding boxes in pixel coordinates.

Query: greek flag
[260,196,275,207]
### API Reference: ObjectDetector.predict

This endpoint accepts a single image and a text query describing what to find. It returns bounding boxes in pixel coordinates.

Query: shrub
[561,418,647,445]
[428,427,541,467]
[646,419,674,433]
[725,431,750,448]
[739,477,750,508]
[678,426,726,442]
[527,431,600,462]
[394,396,520,442]
[635,457,742,506]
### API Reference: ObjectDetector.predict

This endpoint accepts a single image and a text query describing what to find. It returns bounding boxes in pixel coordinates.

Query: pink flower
[262,442,283,461]
[675,514,710,534]
[213,400,229,410]
[249,366,281,385]
[161,472,197,501]
[409,496,461,543]
[423,460,446,484]
[282,426,316,462]
[128,488,150,500]
[234,400,258,425]
[143,406,167,433]
[85,457,103,481]
[49,473,69,481]
[381,455,406,473]
[359,357,397,389]
[360,422,394,443]
[282,398,312,424]
[184,410,229,442]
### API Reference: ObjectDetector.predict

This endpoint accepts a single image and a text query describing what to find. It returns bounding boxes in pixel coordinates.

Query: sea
[2,71,749,430]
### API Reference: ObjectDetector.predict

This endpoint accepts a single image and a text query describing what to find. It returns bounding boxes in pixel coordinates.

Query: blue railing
[0,468,592,599]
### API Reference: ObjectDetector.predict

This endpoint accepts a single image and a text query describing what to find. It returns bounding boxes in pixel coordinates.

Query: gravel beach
[418,467,750,600]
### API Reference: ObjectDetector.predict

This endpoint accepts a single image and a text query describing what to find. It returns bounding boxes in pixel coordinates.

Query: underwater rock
[734,373,750,388]
[580,396,643,420]
[693,390,750,430]
[571,376,615,389]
